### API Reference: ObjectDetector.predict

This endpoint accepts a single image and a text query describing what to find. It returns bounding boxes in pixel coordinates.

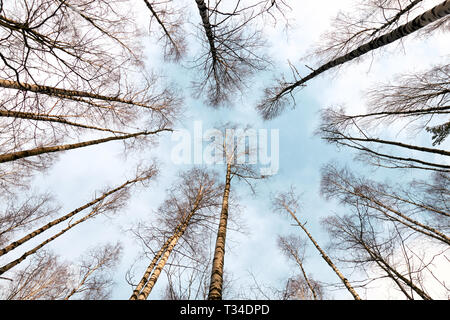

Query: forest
[0,0,448,301]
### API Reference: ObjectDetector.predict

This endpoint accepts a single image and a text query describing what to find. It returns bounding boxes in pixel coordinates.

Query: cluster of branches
[0,165,157,277]
[0,0,179,194]
[0,243,121,300]
[0,0,179,300]
[318,63,450,172]
[320,164,449,299]
[142,0,291,106]
[128,168,222,300]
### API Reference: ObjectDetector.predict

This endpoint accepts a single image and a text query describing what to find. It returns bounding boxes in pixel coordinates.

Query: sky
[1,0,449,300]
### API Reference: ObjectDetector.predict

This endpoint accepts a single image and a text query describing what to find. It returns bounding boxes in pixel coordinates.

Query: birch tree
[0,250,72,300]
[129,168,221,300]
[207,124,266,300]
[192,0,270,106]
[321,164,450,246]
[277,235,321,300]
[257,0,450,120]
[321,164,449,299]
[0,192,59,248]
[272,187,362,300]
[322,207,438,300]
[318,64,450,172]
[0,0,179,191]
[1,244,122,300]
[0,164,157,276]
[280,275,324,300]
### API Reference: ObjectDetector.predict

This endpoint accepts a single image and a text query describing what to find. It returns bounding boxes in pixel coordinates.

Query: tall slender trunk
[284,205,361,300]
[136,188,204,300]
[208,162,232,300]
[0,109,127,134]
[0,79,161,110]
[0,206,101,275]
[369,252,414,300]
[194,0,218,66]
[343,105,450,122]
[0,129,169,164]
[0,176,149,257]
[136,229,182,300]
[275,1,450,100]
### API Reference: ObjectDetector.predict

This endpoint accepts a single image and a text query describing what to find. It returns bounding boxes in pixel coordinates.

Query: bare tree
[1,244,122,300]
[192,0,270,106]
[0,0,179,193]
[64,243,122,300]
[130,168,222,300]
[207,124,266,300]
[257,1,450,120]
[280,274,324,300]
[321,163,449,299]
[0,164,157,276]
[277,235,320,300]
[0,192,59,247]
[0,164,157,257]
[310,0,434,65]
[0,250,72,300]
[272,187,362,300]
[322,207,437,300]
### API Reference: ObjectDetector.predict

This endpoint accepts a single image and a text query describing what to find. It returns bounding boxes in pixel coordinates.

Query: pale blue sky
[2,0,448,300]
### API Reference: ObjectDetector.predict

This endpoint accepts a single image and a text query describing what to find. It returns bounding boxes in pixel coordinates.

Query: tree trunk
[0,129,169,164]
[208,162,232,300]
[129,232,178,300]
[0,176,148,257]
[136,230,182,300]
[332,135,450,157]
[284,205,362,300]
[0,206,101,275]
[276,1,450,99]
[135,187,204,300]
[0,79,160,110]
[0,109,126,134]
[194,0,218,66]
